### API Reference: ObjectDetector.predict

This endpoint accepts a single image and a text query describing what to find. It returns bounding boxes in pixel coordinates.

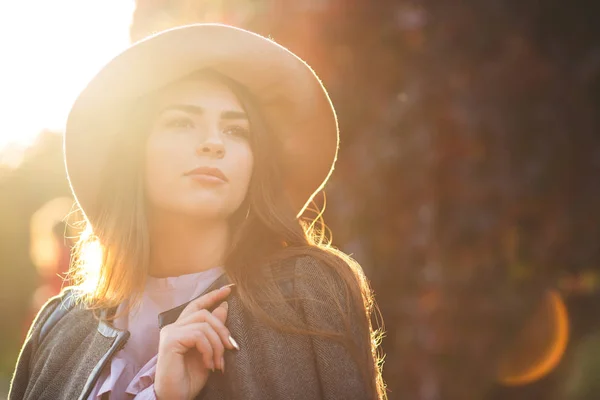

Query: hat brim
[65,23,338,221]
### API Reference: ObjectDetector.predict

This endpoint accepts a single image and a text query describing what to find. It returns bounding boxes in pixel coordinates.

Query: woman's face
[144,77,254,220]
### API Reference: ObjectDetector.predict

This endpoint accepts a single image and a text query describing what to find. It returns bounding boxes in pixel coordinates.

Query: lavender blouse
[87,266,224,400]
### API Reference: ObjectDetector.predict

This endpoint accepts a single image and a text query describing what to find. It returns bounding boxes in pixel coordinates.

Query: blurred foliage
[1,1,600,399]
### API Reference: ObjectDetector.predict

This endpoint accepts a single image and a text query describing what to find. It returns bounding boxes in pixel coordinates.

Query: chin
[179,202,232,220]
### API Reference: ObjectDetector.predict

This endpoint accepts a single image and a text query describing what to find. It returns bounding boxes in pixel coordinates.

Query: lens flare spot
[497,289,569,386]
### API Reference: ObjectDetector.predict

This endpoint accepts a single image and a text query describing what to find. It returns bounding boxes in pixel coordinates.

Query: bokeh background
[1,1,600,399]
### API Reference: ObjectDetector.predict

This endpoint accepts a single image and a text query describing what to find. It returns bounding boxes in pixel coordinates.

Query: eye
[162,116,195,130]
[223,125,250,139]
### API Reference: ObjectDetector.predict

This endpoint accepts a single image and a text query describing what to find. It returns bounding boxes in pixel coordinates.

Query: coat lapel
[158,272,231,328]
[79,310,131,400]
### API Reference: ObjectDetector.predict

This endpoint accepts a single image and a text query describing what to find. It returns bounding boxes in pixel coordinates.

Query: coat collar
[158,272,231,328]
[97,271,231,334]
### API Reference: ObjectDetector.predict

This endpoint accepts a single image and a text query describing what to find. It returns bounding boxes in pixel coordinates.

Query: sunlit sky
[0,0,134,166]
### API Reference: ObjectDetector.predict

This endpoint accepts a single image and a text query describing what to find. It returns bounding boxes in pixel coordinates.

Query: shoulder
[28,288,74,334]
[289,253,362,296]
[39,287,83,340]
[16,286,82,373]
[292,254,338,276]
[277,253,371,341]
[272,253,366,314]
[28,287,81,343]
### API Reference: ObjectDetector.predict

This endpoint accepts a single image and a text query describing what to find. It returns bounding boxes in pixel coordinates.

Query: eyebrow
[160,104,248,120]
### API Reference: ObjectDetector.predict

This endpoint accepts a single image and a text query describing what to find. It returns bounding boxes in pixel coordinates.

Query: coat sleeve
[8,292,65,400]
[293,255,379,400]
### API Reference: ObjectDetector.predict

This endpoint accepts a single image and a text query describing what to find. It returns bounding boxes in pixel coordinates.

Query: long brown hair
[68,71,386,398]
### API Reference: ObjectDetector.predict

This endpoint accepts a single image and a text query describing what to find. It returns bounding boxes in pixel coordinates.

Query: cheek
[144,134,187,198]
[224,142,254,202]
[235,144,254,189]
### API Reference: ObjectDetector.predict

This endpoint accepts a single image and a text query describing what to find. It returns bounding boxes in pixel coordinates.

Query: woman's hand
[154,285,238,400]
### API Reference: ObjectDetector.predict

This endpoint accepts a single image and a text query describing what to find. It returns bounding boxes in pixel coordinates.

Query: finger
[212,301,228,324]
[175,309,233,350]
[192,329,215,371]
[213,302,239,351]
[174,323,226,371]
[164,323,215,370]
[199,323,226,371]
[178,285,234,320]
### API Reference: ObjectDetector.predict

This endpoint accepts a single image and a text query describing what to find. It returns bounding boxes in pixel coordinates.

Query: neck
[147,210,230,278]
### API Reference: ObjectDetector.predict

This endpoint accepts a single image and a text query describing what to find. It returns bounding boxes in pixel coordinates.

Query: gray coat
[9,255,376,400]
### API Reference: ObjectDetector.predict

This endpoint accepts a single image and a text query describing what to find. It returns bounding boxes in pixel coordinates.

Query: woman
[9,24,385,400]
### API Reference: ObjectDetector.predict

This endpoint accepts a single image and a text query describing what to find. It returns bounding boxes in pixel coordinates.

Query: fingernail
[210,360,215,371]
[220,283,236,291]
[229,335,240,351]
[220,301,228,310]
[221,356,225,373]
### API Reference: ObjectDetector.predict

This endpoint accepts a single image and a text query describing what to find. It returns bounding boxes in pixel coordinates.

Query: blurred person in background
[24,220,73,337]
[8,24,385,400]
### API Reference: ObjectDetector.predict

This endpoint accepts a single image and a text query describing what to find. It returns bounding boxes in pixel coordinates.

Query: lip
[184,166,228,183]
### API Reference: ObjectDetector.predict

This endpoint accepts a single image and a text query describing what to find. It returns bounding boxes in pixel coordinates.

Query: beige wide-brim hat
[65,23,338,222]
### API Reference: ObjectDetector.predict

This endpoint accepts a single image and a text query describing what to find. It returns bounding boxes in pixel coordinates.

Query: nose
[195,133,225,159]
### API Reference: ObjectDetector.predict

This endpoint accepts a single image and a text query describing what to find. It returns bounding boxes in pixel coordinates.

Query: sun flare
[0,0,134,166]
